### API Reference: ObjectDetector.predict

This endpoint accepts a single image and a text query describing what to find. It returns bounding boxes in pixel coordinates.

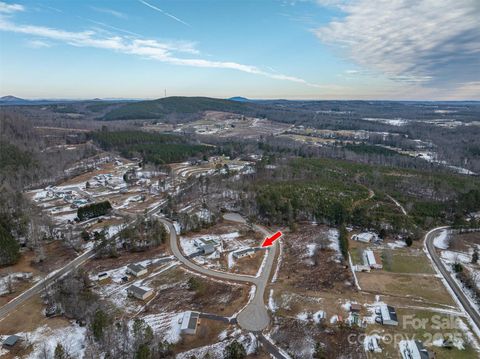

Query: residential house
[399,340,432,359]
[352,232,381,243]
[126,263,148,277]
[196,238,219,255]
[233,248,255,259]
[127,285,154,301]
[377,304,398,326]
[363,249,383,269]
[180,311,200,335]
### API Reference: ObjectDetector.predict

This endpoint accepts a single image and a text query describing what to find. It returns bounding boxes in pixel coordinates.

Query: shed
[97,272,110,281]
[127,285,154,301]
[350,303,362,313]
[180,311,200,335]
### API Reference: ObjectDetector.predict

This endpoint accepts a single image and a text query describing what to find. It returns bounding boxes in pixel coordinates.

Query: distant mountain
[103,96,250,120]
[0,95,29,104]
[228,96,251,102]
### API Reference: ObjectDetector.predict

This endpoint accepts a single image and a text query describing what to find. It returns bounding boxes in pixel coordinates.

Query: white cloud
[315,0,480,87]
[26,39,51,48]
[90,6,127,19]
[0,1,24,13]
[0,16,323,88]
[138,0,190,27]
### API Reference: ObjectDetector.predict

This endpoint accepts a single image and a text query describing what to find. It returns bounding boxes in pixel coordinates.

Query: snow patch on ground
[433,229,449,249]
[271,238,283,283]
[268,289,278,312]
[296,312,309,321]
[328,228,340,253]
[306,243,316,257]
[15,323,87,359]
[387,240,407,249]
[141,312,183,344]
[313,310,326,323]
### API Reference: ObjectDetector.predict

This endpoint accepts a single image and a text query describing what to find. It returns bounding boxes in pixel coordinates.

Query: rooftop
[127,284,152,297]
[127,263,146,273]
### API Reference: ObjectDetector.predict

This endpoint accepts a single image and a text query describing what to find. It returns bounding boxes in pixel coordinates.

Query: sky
[0,0,479,100]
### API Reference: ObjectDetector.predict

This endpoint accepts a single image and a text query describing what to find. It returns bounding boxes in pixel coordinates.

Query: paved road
[0,196,167,322]
[424,226,480,331]
[159,217,278,332]
[258,334,290,359]
[0,249,95,321]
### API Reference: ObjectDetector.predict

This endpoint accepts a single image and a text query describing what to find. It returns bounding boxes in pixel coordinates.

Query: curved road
[424,226,480,331]
[158,217,278,332]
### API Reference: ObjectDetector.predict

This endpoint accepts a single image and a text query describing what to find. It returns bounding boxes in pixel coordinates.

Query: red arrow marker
[261,231,283,248]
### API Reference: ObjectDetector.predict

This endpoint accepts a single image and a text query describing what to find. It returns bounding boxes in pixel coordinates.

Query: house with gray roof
[126,263,147,277]
[180,311,200,335]
[127,284,153,301]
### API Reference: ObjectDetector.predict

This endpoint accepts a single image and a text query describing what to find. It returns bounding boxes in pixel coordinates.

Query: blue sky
[0,0,479,100]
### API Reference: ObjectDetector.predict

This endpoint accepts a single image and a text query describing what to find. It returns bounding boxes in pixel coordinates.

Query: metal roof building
[180,311,200,335]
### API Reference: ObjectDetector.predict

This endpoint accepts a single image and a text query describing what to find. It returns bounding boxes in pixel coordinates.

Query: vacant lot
[382,251,435,274]
[357,272,455,307]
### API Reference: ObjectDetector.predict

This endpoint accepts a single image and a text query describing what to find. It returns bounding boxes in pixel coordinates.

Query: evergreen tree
[224,340,246,359]
[0,224,20,266]
[472,248,479,264]
[338,224,349,260]
[91,309,110,341]
[54,343,66,359]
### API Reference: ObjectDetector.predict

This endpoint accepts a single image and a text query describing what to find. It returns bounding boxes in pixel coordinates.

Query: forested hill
[103,96,250,120]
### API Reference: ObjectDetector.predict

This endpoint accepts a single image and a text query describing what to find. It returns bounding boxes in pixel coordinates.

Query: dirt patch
[32,240,78,273]
[276,226,355,293]
[450,232,480,252]
[222,251,264,276]
[270,317,366,358]
[0,295,68,334]
[146,267,249,317]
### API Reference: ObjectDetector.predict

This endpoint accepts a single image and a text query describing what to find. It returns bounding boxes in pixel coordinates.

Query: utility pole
[164,88,167,97]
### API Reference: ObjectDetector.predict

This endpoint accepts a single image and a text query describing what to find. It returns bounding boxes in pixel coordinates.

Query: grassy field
[357,272,454,307]
[382,251,435,274]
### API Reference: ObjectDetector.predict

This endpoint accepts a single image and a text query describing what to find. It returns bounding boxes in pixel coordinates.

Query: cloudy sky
[0,0,478,100]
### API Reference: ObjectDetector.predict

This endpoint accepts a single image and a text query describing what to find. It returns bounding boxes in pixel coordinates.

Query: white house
[363,249,383,269]
[399,340,430,359]
[378,304,398,326]
[353,232,380,243]
[127,285,154,301]
[232,248,255,259]
[180,311,200,335]
[126,263,148,277]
